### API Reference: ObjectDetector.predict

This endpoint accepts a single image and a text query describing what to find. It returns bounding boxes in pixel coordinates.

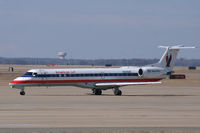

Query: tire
[94,89,102,95]
[114,89,122,96]
[20,91,25,96]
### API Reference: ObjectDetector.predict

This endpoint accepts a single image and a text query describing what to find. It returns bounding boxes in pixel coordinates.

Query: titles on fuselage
[56,71,76,74]
[147,69,161,73]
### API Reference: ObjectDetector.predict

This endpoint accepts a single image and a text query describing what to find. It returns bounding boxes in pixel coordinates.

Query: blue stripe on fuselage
[21,75,33,77]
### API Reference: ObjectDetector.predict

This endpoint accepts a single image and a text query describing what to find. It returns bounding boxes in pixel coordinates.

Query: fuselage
[9,45,195,96]
[9,66,167,89]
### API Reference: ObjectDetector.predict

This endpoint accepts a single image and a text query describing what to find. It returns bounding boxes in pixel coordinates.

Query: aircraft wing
[95,81,161,87]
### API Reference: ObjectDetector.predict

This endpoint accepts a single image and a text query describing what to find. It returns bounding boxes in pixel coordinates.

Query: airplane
[9,45,196,96]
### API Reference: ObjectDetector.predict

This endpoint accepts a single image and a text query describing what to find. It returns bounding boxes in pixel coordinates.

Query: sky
[0,0,200,59]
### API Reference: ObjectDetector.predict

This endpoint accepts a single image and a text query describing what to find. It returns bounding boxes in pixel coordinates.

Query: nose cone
[9,80,16,88]
[9,76,32,88]
[9,77,21,88]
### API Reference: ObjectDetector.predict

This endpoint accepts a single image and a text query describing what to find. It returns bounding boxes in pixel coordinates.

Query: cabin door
[39,70,48,85]
[101,72,105,79]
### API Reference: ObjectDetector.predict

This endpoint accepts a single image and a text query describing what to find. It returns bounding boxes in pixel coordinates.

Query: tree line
[0,57,199,66]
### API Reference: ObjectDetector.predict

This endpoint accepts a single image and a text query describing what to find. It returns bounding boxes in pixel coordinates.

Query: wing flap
[95,82,161,87]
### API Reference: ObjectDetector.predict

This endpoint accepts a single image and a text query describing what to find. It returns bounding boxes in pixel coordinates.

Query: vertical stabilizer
[153,45,196,70]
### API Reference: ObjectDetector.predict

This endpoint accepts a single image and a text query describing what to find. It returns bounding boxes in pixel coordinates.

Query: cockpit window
[24,72,33,76]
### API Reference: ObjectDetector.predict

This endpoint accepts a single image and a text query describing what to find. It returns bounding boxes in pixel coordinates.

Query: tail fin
[153,45,196,70]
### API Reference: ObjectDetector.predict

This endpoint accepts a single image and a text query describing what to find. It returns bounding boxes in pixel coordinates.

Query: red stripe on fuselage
[10,78,162,84]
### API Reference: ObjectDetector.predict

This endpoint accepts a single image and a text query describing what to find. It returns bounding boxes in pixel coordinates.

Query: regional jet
[9,45,196,96]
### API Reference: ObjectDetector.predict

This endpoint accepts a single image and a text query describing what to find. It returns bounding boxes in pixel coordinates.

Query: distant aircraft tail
[152,45,196,70]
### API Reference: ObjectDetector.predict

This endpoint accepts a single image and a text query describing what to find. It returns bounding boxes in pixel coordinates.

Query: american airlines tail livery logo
[166,53,172,67]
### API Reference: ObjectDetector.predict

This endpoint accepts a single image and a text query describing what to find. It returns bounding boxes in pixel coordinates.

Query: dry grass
[0,130,200,133]
[70,131,200,133]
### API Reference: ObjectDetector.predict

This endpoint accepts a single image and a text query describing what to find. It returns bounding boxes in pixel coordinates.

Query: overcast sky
[0,0,199,59]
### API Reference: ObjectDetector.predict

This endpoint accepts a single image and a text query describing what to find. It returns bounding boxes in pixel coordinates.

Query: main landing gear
[113,88,122,96]
[92,89,102,95]
[92,88,122,96]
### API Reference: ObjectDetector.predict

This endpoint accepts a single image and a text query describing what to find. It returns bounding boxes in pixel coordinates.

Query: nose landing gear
[15,86,25,96]
[20,90,25,95]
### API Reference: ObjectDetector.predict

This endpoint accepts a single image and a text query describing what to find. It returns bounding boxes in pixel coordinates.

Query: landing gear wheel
[20,91,25,96]
[114,89,122,96]
[94,89,102,95]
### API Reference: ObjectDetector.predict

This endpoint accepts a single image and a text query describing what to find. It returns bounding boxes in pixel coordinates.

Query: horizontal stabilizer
[159,45,197,49]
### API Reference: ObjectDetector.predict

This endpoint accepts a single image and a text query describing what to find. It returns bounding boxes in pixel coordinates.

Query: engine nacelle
[138,67,167,78]
[138,68,144,77]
